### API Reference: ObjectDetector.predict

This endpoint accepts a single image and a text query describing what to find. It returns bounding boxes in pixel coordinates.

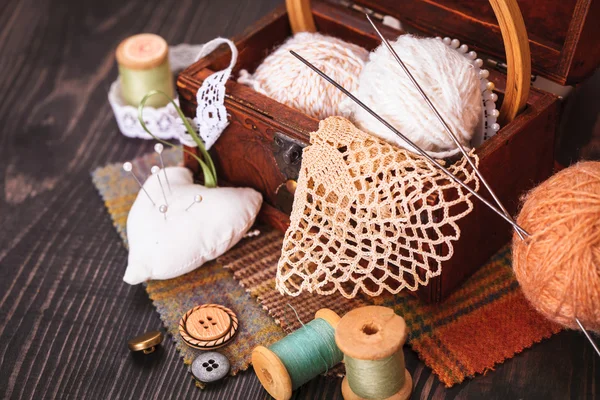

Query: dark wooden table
[1,0,598,399]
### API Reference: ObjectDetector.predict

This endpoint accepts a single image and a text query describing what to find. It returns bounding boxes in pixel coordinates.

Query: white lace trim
[192,38,237,150]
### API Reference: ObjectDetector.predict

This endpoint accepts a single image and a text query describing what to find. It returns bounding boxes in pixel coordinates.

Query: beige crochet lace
[276,117,480,298]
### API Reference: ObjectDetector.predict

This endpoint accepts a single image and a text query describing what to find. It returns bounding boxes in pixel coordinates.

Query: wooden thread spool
[116,33,174,108]
[252,308,341,400]
[336,306,412,400]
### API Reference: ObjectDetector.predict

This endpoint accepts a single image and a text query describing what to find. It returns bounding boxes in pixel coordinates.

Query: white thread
[238,32,369,120]
[344,35,484,159]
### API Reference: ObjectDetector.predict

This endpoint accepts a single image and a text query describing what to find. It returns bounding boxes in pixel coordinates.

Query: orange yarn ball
[512,161,600,332]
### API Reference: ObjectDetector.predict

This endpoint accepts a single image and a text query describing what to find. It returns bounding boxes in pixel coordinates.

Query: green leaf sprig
[138,90,218,188]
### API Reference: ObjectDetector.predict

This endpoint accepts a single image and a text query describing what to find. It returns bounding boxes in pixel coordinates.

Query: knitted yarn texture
[512,161,600,332]
[345,35,483,159]
[276,117,480,298]
[238,32,369,120]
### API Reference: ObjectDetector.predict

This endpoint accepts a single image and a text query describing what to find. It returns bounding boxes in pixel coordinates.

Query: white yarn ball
[346,35,483,159]
[238,32,369,120]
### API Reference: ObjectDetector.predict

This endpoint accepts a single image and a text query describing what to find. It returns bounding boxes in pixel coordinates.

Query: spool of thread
[512,161,600,333]
[346,34,482,159]
[252,308,342,400]
[116,33,174,108]
[336,306,412,400]
[238,32,369,120]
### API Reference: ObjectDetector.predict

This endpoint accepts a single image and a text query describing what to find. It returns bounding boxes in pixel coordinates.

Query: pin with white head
[154,143,171,193]
[151,165,169,206]
[123,162,156,206]
[158,204,168,220]
[185,194,203,211]
[244,229,261,238]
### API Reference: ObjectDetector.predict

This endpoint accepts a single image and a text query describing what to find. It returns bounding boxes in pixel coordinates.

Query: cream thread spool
[116,33,174,107]
[252,308,342,400]
[336,306,412,400]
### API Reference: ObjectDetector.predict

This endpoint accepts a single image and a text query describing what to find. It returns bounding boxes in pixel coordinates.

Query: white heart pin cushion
[124,166,263,284]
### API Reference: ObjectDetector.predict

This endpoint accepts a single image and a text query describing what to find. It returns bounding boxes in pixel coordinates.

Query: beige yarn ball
[512,161,600,332]
[346,35,482,159]
[238,32,369,120]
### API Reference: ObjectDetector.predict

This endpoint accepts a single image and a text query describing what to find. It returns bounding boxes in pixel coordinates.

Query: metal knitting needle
[154,143,172,193]
[364,17,600,354]
[123,162,156,206]
[576,318,600,357]
[290,50,528,237]
[151,166,169,206]
[365,14,526,241]
[185,194,203,211]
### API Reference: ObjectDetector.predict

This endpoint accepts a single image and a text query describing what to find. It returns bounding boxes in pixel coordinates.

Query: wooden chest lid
[354,0,599,85]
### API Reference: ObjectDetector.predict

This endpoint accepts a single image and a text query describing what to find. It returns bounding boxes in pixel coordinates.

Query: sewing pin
[290,50,528,237]
[158,204,168,220]
[123,162,156,206]
[185,194,203,211]
[151,165,169,206]
[365,14,525,241]
[154,143,172,193]
[244,229,261,238]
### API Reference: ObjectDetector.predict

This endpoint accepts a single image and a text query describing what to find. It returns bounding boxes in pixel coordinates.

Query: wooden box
[177,0,599,302]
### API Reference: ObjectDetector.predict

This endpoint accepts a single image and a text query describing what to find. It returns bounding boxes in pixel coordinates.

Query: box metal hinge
[272,132,307,213]
[335,0,402,30]
[273,132,307,181]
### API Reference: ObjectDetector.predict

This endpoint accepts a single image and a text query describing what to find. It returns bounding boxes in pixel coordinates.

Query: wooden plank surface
[0,0,597,399]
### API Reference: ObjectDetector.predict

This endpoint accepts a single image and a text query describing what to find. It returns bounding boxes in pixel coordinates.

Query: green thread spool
[116,33,174,107]
[336,306,412,400]
[252,309,342,400]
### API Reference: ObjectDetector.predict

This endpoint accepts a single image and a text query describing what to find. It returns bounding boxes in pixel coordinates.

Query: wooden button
[186,307,231,341]
[179,304,239,350]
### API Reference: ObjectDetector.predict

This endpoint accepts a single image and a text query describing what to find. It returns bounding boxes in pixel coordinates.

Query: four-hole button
[191,351,230,383]
[186,307,232,341]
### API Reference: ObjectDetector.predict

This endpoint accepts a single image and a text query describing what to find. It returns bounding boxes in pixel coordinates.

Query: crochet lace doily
[276,117,480,299]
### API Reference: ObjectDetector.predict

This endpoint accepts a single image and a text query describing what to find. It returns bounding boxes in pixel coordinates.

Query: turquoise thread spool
[116,33,174,108]
[336,306,412,400]
[252,309,342,400]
